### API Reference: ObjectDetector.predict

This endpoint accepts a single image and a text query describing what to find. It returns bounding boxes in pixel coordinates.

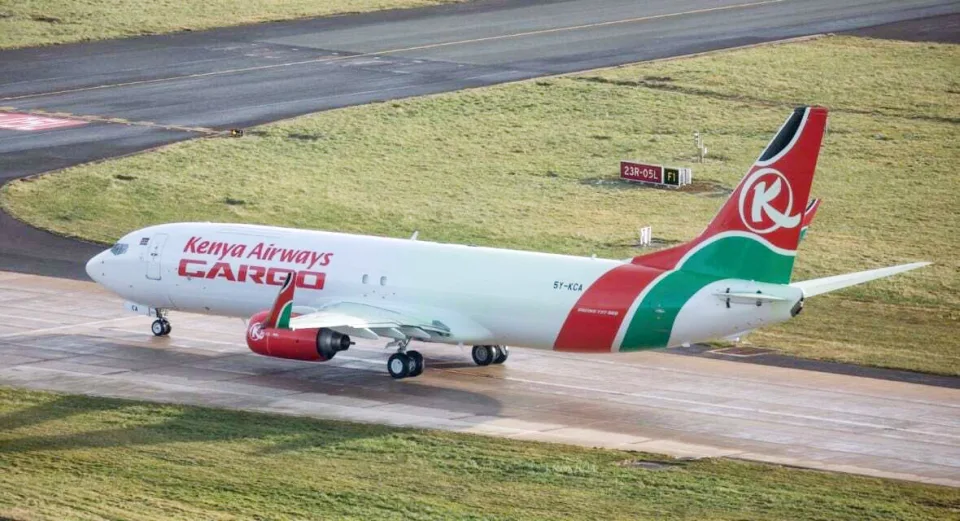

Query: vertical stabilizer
[799,198,821,242]
[633,106,828,284]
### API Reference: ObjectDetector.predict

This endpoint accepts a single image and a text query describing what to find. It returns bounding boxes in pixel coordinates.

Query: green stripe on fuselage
[620,235,794,351]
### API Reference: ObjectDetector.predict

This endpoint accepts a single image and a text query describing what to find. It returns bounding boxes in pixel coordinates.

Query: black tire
[493,345,509,364]
[162,321,172,336]
[407,350,424,377]
[388,353,411,379]
[472,345,494,366]
[151,319,168,337]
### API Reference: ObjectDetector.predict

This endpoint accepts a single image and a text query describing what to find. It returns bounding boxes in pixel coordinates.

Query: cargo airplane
[87,106,928,378]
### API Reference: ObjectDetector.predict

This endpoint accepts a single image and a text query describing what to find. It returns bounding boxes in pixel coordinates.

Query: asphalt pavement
[1,0,958,279]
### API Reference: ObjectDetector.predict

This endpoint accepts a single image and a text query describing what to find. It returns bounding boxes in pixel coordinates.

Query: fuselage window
[380,276,387,286]
[362,274,369,284]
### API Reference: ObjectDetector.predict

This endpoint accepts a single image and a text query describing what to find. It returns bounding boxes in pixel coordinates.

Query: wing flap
[288,301,458,341]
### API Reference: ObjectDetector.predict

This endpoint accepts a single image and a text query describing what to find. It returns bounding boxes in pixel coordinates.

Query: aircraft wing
[288,301,468,342]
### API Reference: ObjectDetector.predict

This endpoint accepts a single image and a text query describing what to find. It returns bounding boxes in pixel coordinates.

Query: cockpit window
[110,243,129,255]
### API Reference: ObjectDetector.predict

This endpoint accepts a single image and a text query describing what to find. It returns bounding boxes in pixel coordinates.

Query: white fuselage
[86,222,803,351]
[87,223,620,348]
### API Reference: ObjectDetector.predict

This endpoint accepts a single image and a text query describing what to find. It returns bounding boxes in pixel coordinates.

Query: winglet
[790,262,930,298]
[264,272,296,329]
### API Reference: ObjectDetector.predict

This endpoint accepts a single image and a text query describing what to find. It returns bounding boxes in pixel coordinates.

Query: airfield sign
[620,161,691,188]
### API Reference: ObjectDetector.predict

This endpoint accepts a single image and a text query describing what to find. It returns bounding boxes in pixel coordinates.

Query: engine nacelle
[245,311,352,361]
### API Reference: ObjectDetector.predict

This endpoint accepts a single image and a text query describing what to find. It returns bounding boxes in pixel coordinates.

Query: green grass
[0,0,464,49]
[3,36,959,374]
[1,387,957,521]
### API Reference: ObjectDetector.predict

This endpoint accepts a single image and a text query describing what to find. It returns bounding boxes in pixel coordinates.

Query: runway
[2,0,959,279]
[1,271,958,487]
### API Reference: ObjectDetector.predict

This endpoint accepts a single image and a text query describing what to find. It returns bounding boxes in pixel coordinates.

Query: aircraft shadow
[0,334,506,456]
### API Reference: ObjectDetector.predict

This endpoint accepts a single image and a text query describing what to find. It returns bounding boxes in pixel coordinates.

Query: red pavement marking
[0,112,88,131]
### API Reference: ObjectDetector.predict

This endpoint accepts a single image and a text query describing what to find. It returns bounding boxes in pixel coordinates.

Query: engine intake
[245,311,352,361]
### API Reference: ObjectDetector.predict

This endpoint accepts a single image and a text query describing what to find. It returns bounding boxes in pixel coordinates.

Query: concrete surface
[1,271,958,487]
[1,0,958,279]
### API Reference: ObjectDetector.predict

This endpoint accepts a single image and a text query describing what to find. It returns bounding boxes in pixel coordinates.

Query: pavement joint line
[0,312,65,325]
[0,0,782,102]
[12,363,131,377]
[283,392,387,408]
[0,106,222,135]
[0,315,140,338]
[531,348,960,407]
[106,327,242,345]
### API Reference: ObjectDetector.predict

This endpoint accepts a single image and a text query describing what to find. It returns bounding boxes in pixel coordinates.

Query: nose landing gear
[151,318,171,337]
[150,310,171,337]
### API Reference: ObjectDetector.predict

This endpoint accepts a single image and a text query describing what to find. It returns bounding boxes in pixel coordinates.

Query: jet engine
[245,310,352,361]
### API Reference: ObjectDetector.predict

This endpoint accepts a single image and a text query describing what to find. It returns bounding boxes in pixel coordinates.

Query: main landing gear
[387,338,424,379]
[472,345,508,366]
[386,341,509,379]
[150,310,171,337]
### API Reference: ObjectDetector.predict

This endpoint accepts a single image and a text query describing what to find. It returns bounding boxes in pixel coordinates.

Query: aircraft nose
[85,251,105,282]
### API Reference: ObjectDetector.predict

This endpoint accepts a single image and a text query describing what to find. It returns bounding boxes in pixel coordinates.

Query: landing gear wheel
[472,345,494,366]
[388,353,411,379]
[151,319,170,337]
[407,350,424,377]
[493,345,509,364]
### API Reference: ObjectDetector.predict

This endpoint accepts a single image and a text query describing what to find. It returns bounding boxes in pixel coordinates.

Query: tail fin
[633,106,828,284]
[264,272,296,329]
[799,198,821,243]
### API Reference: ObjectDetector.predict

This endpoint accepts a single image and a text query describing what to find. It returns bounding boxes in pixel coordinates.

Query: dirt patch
[30,14,62,23]
[617,459,687,470]
[678,179,732,196]
[581,176,731,198]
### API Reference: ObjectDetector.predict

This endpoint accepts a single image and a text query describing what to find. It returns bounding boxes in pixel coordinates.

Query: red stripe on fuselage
[553,263,662,352]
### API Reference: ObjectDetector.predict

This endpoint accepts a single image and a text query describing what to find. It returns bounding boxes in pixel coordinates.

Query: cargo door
[145,233,168,280]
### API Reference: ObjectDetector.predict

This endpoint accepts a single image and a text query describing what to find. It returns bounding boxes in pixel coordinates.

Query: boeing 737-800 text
[86,106,928,378]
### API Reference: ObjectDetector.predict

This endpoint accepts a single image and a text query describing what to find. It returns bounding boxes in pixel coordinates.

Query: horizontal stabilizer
[790,262,930,298]
[715,292,788,303]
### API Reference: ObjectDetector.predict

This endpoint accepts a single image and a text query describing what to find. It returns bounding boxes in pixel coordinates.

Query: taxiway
[1,271,957,487]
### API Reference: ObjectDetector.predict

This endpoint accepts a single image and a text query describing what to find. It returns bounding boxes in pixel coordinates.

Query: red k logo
[248,322,266,342]
[738,168,801,234]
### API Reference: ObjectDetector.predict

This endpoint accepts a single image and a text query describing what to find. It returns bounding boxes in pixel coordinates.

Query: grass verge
[3,36,959,374]
[1,387,958,521]
[0,0,463,49]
